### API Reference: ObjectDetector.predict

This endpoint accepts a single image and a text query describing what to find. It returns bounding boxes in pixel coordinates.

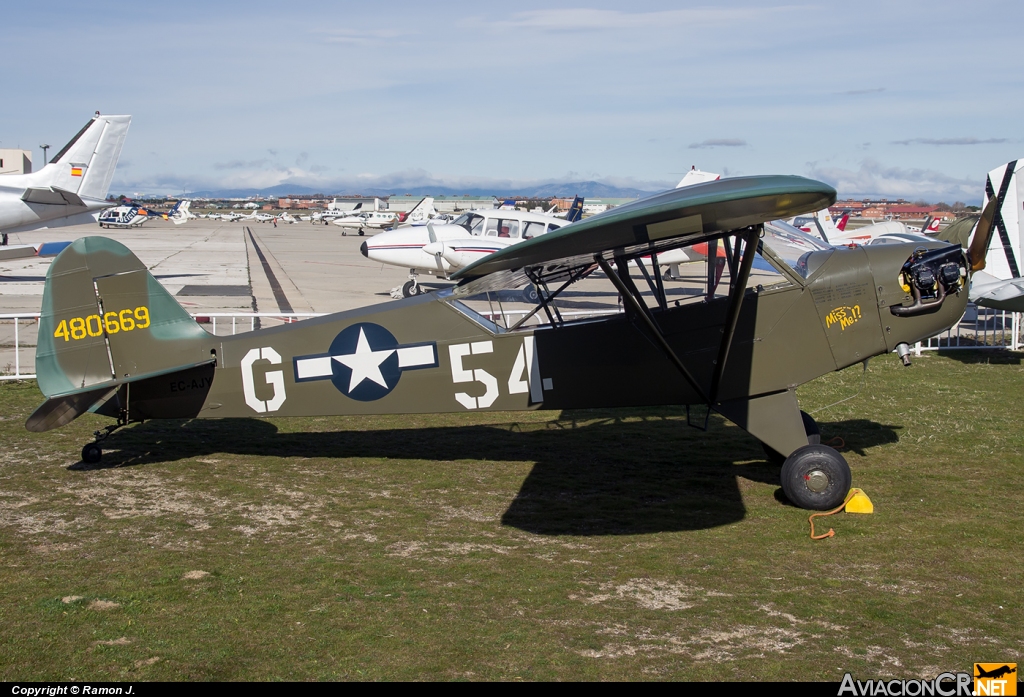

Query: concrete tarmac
[0,219,424,375]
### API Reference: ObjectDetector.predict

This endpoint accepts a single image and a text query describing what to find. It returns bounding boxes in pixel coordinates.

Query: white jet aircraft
[0,113,130,239]
[361,208,572,298]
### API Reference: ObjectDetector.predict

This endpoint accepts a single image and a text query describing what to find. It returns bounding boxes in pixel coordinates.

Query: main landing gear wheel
[358,230,365,236]
[81,442,102,464]
[780,444,851,510]
[341,230,347,236]
[402,280,421,298]
[762,410,820,465]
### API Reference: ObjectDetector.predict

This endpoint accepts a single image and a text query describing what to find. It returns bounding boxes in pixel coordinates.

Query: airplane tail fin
[176,200,193,222]
[29,236,213,432]
[979,160,1024,281]
[924,216,940,234]
[565,196,584,223]
[167,200,190,225]
[30,114,131,200]
[835,213,850,231]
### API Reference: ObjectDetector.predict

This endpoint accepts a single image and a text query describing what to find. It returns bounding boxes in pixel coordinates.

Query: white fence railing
[2,304,1022,381]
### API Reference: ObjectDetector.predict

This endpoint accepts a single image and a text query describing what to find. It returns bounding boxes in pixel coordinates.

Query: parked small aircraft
[0,113,130,236]
[27,176,982,513]
[333,210,400,235]
[362,198,583,298]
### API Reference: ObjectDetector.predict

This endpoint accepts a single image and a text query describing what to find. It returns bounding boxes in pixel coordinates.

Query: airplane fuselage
[362,210,568,276]
[43,239,967,464]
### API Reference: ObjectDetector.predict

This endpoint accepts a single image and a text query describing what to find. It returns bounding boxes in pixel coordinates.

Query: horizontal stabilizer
[21,187,86,207]
[26,384,118,433]
[0,245,38,261]
[36,241,73,257]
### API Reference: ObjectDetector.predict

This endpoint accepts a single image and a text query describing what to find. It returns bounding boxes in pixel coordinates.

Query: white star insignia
[332,328,395,392]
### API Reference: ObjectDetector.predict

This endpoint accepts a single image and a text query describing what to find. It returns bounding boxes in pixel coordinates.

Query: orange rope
[808,489,858,540]
[825,436,845,449]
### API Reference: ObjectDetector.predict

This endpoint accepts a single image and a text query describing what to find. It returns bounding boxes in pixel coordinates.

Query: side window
[469,214,485,235]
[547,223,562,233]
[498,219,520,238]
[484,218,499,236]
[523,221,544,239]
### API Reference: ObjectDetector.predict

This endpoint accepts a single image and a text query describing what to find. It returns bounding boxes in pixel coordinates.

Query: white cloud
[808,159,981,203]
[470,6,801,32]
[689,139,747,149]
[891,137,1010,146]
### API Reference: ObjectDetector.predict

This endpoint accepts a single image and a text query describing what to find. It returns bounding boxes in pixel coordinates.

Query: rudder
[35,237,214,403]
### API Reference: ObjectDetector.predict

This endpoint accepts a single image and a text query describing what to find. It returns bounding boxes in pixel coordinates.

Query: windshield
[452,213,486,235]
[762,220,834,279]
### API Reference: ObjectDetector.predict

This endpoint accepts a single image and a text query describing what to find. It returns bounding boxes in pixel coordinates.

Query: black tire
[402,280,420,298]
[341,230,347,236]
[358,230,365,236]
[780,444,851,510]
[81,443,102,464]
[762,411,820,465]
[521,284,540,304]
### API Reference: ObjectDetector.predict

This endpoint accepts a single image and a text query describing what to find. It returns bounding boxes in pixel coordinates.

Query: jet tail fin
[32,236,213,430]
[565,195,584,223]
[835,213,850,231]
[171,200,192,224]
[29,115,131,201]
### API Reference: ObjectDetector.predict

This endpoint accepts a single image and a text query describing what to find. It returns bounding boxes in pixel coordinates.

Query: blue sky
[3,1,1020,202]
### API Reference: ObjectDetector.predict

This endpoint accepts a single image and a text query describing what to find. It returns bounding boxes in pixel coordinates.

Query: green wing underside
[452,175,836,283]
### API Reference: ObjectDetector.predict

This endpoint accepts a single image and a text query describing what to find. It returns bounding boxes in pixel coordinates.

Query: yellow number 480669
[53,306,151,342]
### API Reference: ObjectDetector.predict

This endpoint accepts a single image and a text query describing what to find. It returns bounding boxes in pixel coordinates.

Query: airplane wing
[21,187,87,207]
[451,175,835,290]
[969,270,1024,312]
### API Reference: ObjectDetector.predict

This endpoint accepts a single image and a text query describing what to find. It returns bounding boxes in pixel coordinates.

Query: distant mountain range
[180,181,661,200]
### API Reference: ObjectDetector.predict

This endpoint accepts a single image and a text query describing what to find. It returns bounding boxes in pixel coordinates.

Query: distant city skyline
[4,0,1019,204]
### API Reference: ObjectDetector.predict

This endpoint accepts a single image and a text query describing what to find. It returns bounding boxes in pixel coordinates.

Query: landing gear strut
[762,410,819,465]
[402,280,421,298]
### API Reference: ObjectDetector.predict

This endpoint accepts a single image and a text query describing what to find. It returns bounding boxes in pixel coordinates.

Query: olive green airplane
[25,176,994,511]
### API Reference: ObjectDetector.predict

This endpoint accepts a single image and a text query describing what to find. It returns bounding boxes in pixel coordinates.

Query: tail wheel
[762,410,820,465]
[780,445,851,510]
[81,443,102,464]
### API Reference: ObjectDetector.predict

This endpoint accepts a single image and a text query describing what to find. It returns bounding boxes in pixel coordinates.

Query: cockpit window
[762,220,834,279]
[453,213,485,235]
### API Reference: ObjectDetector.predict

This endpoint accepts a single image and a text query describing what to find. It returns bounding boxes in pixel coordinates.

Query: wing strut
[708,225,761,403]
[597,256,710,404]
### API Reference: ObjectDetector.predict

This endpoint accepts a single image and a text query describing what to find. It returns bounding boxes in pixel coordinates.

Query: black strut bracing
[708,225,760,403]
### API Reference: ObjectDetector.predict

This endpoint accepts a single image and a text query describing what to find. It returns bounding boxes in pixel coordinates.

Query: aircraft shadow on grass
[69,409,900,535]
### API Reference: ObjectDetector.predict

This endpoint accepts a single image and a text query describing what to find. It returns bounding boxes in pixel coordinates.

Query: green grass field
[1,351,1021,680]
